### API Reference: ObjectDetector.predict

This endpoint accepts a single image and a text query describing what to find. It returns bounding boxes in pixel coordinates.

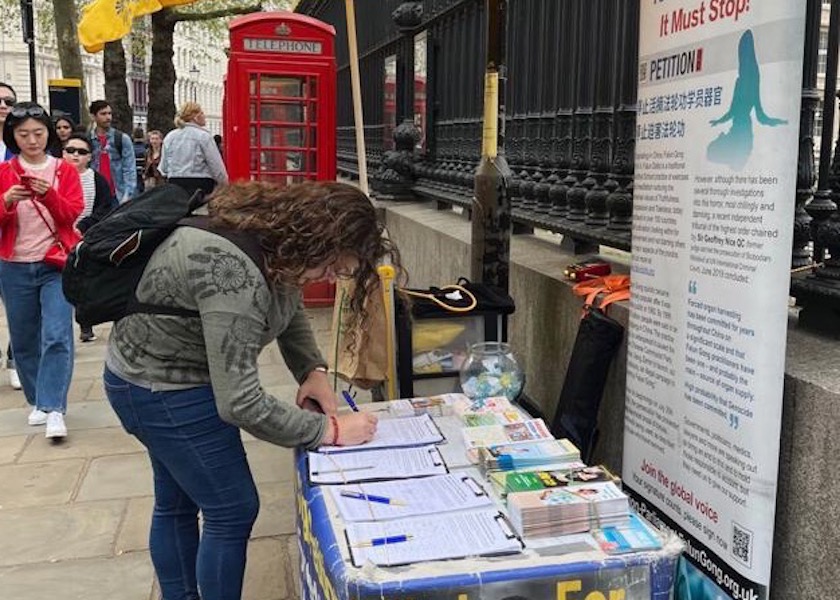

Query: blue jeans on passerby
[0,261,73,412]
[103,367,260,600]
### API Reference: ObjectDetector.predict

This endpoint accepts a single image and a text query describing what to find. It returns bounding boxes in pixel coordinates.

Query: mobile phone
[19,175,35,190]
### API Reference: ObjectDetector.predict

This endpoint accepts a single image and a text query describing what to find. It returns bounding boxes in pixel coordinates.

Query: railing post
[792,0,822,269]
[551,0,577,219]
[584,0,619,227]
[808,0,840,271]
[471,0,512,290]
[565,0,598,225]
[606,0,640,232]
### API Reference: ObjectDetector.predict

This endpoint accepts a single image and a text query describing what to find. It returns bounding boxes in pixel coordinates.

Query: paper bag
[329,279,389,389]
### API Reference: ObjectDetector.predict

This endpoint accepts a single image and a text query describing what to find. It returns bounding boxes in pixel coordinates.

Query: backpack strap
[572,274,631,315]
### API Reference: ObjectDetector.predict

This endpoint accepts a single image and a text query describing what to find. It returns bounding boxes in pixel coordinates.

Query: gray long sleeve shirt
[160,123,229,185]
[106,226,328,449]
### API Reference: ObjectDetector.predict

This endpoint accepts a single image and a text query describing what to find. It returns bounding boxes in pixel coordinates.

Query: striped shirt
[77,168,96,222]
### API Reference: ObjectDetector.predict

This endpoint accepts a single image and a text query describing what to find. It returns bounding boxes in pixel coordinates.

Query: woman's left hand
[26,176,50,196]
[296,368,338,415]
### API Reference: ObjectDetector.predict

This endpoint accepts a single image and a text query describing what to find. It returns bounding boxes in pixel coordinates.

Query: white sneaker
[8,368,21,390]
[28,408,48,426]
[45,412,67,439]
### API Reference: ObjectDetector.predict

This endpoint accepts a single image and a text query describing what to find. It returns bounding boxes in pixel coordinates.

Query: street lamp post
[189,64,199,102]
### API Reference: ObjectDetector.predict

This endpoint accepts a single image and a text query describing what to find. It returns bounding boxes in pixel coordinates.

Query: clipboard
[317,413,446,454]
[308,446,449,485]
[331,474,494,522]
[344,509,525,567]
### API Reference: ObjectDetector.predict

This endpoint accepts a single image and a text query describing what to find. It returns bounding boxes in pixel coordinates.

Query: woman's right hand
[3,185,29,208]
[322,412,378,446]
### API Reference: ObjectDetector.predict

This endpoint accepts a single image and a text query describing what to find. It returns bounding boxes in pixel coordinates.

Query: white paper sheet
[330,474,493,522]
[308,445,447,484]
[318,414,444,453]
[345,508,523,567]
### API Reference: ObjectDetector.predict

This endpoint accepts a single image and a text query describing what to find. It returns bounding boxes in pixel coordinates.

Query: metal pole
[471,0,511,291]
[818,0,840,191]
[345,0,369,194]
[20,0,37,101]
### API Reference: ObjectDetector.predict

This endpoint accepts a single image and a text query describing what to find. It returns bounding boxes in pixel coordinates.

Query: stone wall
[382,199,839,600]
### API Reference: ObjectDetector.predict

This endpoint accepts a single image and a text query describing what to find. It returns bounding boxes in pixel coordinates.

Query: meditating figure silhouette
[707,30,787,171]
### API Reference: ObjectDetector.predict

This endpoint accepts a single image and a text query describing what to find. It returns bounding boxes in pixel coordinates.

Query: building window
[819,30,829,75]
[384,54,397,150]
[414,31,427,153]
[815,109,823,147]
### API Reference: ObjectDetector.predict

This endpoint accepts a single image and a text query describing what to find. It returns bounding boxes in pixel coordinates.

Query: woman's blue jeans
[104,368,260,600]
[0,261,73,412]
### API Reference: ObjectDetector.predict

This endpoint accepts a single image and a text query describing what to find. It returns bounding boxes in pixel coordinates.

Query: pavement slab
[19,426,143,463]
[252,481,298,538]
[243,536,297,600]
[0,458,86,509]
[0,499,126,566]
[0,433,28,465]
[116,496,154,554]
[0,552,155,600]
[245,440,296,484]
[76,453,153,502]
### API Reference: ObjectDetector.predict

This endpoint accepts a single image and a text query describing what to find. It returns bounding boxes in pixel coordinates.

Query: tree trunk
[148,9,177,135]
[103,40,132,133]
[51,0,90,127]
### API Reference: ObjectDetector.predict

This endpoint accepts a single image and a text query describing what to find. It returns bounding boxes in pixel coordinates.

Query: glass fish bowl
[459,342,524,402]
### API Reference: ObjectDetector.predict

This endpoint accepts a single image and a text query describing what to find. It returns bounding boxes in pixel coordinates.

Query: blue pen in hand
[340,490,406,505]
[342,390,360,412]
[353,534,413,547]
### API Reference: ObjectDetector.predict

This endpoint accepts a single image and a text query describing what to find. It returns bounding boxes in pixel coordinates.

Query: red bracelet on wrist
[330,415,339,446]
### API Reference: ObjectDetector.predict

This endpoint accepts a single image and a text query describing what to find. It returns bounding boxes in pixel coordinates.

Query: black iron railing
[296,0,840,331]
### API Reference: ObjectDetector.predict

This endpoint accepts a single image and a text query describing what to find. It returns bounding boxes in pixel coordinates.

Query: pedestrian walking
[63,132,116,343]
[88,100,137,203]
[142,129,165,189]
[160,102,228,198]
[0,102,83,438]
[0,81,22,390]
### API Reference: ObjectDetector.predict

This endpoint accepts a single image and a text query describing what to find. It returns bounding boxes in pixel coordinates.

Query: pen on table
[352,534,413,548]
[340,490,406,506]
[342,390,360,412]
[311,466,373,475]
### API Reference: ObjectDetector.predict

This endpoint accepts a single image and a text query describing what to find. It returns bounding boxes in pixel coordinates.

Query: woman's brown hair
[207,180,403,324]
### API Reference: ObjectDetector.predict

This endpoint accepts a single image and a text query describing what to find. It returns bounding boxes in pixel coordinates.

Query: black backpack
[63,184,265,327]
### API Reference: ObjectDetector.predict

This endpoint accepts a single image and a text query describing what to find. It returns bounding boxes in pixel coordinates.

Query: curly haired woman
[103,180,400,600]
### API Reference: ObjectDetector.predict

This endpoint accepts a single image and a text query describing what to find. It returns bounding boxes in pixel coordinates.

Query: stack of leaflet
[503,464,619,495]
[488,461,586,497]
[462,418,554,461]
[451,395,514,419]
[507,481,630,538]
[478,438,580,473]
[387,393,460,418]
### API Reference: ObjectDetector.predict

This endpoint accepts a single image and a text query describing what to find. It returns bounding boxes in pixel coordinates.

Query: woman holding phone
[0,101,83,439]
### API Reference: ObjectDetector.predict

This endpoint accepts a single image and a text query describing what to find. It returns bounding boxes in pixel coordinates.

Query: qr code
[732,522,753,567]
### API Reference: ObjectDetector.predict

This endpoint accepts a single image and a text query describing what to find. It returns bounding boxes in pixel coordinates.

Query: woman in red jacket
[0,102,83,439]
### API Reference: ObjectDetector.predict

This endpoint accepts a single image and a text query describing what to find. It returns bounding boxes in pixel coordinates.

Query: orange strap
[572,274,630,315]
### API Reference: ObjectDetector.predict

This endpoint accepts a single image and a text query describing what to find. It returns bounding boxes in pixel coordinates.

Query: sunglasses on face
[10,105,46,118]
[64,147,91,156]
[0,97,16,107]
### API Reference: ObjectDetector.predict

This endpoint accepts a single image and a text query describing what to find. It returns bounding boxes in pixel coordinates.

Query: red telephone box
[225,13,337,305]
